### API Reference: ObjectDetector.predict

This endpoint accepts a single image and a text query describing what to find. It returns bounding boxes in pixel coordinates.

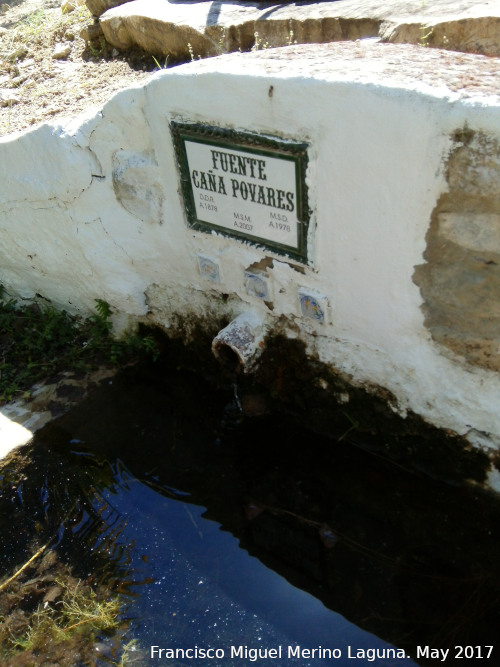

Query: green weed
[118,639,140,666]
[3,3,90,52]
[152,55,169,70]
[187,42,202,61]
[419,0,433,47]
[216,26,227,54]
[0,289,159,403]
[287,21,297,46]
[20,8,47,35]
[251,31,269,51]
[1,576,121,658]
[419,23,433,46]
[88,35,108,59]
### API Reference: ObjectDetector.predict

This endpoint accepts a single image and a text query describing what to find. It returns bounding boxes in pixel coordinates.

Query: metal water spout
[212,312,268,372]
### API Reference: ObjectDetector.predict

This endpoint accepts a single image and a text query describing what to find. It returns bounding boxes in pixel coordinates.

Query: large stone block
[86,0,132,18]
[98,0,500,60]
[382,16,500,56]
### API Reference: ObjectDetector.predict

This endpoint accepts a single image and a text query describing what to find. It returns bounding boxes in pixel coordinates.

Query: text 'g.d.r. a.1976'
[171,122,310,263]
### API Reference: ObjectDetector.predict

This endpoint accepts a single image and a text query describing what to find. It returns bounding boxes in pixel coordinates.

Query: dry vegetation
[0,0,155,136]
[2,0,500,137]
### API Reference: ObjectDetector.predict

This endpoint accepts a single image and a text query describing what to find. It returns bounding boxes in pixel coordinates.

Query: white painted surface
[0,413,32,458]
[1,43,500,483]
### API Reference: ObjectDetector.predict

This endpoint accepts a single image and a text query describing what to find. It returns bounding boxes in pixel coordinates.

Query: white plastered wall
[1,49,500,487]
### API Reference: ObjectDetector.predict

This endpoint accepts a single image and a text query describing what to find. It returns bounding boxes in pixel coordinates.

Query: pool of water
[79,460,414,666]
[1,361,499,665]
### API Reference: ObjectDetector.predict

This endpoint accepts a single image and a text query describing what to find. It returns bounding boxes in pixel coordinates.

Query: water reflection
[2,361,500,665]
[96,467,405,665]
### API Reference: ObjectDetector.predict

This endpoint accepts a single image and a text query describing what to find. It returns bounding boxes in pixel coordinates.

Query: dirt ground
[0,0,155,136]
[2,0,500,138]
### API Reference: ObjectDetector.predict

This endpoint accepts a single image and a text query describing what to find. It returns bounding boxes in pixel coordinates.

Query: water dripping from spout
[232,382,242,413]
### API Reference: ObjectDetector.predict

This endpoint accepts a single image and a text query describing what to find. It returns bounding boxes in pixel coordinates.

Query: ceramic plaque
[171,122,310,263]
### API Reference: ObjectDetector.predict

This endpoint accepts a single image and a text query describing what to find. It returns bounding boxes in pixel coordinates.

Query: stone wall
[414,129,500,373]
[1,41,500,491]
[86,0,500,60]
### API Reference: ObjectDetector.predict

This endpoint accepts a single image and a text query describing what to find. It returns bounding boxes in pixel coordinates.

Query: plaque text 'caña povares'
[171,123,309,263]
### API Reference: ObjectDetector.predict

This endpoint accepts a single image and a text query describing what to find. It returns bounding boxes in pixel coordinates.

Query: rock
[98,0,500,61]
[11,73,29,87]
[381,16,500,55]
[6,44,29,63]
[38,549,58,572]
[0,89,20,107]
[61,0,85,13]
[100,0,221,60]
[43,585,63,603]
[52,43,72,59]
[93,642,115,659]
[85,0,132,18]
[80,21,104,42]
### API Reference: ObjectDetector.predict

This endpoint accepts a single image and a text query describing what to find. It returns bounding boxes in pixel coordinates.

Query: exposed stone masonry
[414,129,500,372]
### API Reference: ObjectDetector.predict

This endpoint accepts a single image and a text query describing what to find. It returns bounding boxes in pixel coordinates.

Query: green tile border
[170,122,310,264]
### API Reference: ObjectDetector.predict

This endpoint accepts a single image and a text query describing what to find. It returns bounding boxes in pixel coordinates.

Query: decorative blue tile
[197,254,221,283]
[245,272,270,300]
[298,289,327,323]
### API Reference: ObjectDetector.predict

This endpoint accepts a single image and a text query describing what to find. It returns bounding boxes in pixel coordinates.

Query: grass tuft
[0,287,159,403]
[1,575,121,657]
